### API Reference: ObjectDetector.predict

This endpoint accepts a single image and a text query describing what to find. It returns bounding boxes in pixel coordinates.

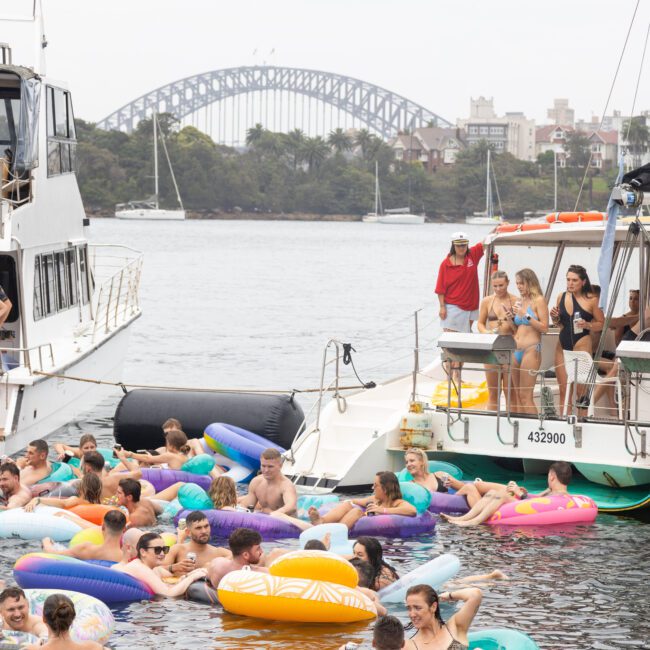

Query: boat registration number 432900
[527,431,567,444]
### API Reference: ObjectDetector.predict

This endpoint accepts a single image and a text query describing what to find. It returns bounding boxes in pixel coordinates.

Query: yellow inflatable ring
[69,529,176,549]
[269,550,358,588]
[432,380,488,408]
[218,569,376,623]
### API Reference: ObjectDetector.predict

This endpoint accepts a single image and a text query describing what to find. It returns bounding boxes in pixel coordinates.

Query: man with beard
[207,527,268,588]
[0,462,31,510]
[0,586,47,639]
[163,510,230,573]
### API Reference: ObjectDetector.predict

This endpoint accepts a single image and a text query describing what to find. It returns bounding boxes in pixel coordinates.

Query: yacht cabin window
[33,245,90,321]
[46,86,77,177]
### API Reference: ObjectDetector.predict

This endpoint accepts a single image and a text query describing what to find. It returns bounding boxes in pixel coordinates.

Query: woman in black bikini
[404,584,482,650]
[550,265,604,410]
[476,270,518,411]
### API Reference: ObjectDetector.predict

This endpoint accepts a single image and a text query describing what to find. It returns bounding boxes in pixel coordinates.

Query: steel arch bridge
[96,65,451,139]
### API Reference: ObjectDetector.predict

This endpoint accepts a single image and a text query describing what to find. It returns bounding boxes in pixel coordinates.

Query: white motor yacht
[0,40,142,453]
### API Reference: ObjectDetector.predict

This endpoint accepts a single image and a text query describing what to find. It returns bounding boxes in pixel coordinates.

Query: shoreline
[87,209,461,222]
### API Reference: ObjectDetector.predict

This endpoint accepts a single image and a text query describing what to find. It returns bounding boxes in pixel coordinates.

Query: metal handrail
[0,342,54,374]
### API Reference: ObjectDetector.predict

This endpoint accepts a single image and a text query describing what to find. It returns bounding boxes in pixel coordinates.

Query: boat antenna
[573,0,641,210]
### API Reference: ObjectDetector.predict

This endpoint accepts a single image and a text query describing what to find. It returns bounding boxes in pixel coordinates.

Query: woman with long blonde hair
[508,268,548,414]
[208,475,239,510]
[404,448,464,494]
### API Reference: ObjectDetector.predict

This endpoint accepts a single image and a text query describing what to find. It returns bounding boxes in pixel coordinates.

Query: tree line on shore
[76,115,617,218]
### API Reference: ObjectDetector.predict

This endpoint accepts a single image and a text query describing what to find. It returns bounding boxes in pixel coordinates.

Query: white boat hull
[0,320,136,455]
[465,216,502,225]
[362,214,379,223]
[377,214,425,225]
[115,209,186,221]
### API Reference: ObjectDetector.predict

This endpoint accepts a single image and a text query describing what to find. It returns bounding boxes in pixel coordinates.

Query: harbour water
[2,219,649,649]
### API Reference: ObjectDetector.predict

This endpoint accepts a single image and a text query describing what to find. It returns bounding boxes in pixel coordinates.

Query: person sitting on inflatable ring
[238,448,298,517]
[537,461,571,497]
[0,586,47,640]
[440,480,528,527]
[80,451,147,504]
[53,433,97,463]
[41,510,127,564]
[0,462,32,510]
[111,429,191,472]
[115,478,160,527]
[404,584,482,650]
[163,510,231,573]
[22,592,108,650]
[112,531,206,598]
[24,472,104,513]
[14,439,52,486]
[339,615,405,650]
[307,472,416,531]
[207,527,276,589]
[403,449,466,497]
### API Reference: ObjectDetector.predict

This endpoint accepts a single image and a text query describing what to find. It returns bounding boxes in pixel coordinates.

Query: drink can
[186,552,197,564]
[178,518,187,531]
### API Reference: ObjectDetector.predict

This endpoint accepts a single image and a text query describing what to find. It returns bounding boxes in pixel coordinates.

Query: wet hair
[566,264,595,296]
[78,434,96,449]
[164,429,190,455]
[406,584,444,624]
[0,586,26,605]
[375,471,403,504]
[0,462,20,478]
[374,615,405,650]
[349,557,374,589]
[491,270,509,282]
[549,461,572,486]
[103,509,127,534]
[186,510,209,526]
[42,593,76,635]
[591,284,601,297]
[162,418,182,431]
[229,527,262,556]
[82,451,105,473]
[515,268,543,299]
[354,536,399,589]
[79,472,103,504]
[136,532,163,559]
[404,448,429,475]
[260,448,282,461]
[29,439,48,456]
[118,478,141,502]
[208,475,238,509]
[303,539,327,551]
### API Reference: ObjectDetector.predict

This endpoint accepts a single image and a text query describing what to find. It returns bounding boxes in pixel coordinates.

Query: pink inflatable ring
[487,494,597,526]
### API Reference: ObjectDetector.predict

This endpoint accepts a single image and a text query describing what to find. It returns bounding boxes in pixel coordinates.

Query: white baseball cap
[451,231,469,243]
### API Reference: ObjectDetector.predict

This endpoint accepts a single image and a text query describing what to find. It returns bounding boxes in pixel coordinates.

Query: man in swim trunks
[0,586,47,639]
[0,462,31,510]
[207,527,268,589]
[163,510,230,573]
[116,478,159,527]
[238,448,297,516]
[14,440,52,486]
[41,509,127,563]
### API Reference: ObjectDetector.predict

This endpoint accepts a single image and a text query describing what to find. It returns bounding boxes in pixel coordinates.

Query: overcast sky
[4,0,650,128]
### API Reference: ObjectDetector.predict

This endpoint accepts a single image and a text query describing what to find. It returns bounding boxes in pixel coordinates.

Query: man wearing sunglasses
[112,531,206,597]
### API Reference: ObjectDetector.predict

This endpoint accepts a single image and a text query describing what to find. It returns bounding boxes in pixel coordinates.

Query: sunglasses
[145,545,170,555]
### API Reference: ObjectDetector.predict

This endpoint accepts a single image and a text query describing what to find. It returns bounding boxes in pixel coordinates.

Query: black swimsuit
[558,292,594,351]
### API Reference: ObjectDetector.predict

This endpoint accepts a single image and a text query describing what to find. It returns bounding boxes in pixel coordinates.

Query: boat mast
[374,161,378,215]
[554,149,558,211]
[153,111,159,210]
[485,148,492,217]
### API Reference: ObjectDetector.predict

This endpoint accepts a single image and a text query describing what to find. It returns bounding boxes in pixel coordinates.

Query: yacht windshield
[0,92,19,147]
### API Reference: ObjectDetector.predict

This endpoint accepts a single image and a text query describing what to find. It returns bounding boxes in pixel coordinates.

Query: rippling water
[2,220,649,649]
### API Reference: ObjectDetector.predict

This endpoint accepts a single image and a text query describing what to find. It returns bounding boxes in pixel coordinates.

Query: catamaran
[0,24,142,453]
[115,112,185,220]
[284,195,650,513]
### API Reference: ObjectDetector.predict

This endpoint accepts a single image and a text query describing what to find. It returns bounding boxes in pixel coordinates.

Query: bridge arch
[96,65,451,140]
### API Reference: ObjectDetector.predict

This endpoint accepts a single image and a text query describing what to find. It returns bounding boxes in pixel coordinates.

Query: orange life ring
[68,504,129,526]
[545,212,606,223]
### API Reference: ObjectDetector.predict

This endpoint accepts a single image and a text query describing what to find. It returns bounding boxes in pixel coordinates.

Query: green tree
[354,129,373,160]
[283,128,306,170]
[327,127,352,154]
[622,116,649,166]
[301,136,330,173]
[565,131,591,171]
[245,123,267,147]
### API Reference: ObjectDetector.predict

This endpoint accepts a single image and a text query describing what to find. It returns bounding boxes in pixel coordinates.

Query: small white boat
[465,213,502,225]
[115,112,185,220]
[363,163,425,225]
[362,213,379,223]
[465,149,503,225]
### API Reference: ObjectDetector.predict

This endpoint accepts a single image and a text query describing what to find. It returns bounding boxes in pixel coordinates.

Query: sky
[4,0,650,128]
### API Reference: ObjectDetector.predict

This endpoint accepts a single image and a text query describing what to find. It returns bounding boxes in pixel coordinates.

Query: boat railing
[89,245,143,342]
[0,342,54,375]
